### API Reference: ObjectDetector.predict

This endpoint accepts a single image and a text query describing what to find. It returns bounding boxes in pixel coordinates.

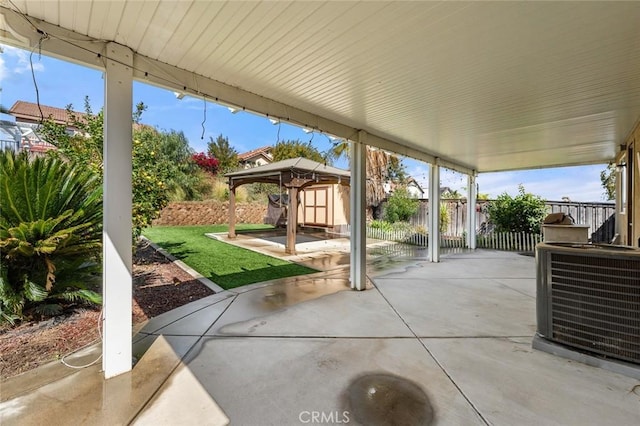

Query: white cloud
[1,44,45,76]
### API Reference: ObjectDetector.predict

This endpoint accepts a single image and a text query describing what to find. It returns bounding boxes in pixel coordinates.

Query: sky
[1,43,610,202]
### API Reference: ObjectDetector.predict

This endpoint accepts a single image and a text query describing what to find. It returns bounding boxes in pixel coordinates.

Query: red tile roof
[8,101,86,126]
[238,145,272,161]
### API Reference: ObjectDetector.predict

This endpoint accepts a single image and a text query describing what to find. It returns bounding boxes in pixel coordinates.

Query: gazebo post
[228,184,236,238]
[286,186,298,254]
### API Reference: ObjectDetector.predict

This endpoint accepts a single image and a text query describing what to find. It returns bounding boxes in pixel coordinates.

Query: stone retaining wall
[153,201,267,226]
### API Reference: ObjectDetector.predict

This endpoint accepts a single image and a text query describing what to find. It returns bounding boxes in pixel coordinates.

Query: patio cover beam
[1,7,473,176]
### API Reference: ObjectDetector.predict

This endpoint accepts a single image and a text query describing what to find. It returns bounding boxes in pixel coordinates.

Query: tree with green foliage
[40,97,206,237]
[132,102,147,124]
[600,163,616,201]
[41,97,104,175]
[0,151,102,324]
[441,188,462,199]
[159,130,211,201]
[131,125,171,234]
[329,141,404,210]
[384,187,419,223]
[386,155,407,183]
[207,134,239,173]
[486,185,548,234]
[271,139,326,163]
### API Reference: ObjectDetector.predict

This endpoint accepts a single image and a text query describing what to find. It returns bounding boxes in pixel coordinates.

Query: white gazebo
[2,1,639,378]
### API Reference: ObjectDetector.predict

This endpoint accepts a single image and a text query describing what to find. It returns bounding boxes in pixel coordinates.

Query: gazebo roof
[225,157,349,188]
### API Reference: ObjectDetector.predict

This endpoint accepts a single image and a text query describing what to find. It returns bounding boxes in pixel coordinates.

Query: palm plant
[0,150,103,324]
[329,141,392,214]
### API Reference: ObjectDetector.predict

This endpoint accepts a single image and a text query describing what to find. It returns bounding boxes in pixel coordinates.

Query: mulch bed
[0,241,214,380]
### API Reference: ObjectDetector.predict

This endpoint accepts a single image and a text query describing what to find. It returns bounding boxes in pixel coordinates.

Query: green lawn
[142,225,317,290]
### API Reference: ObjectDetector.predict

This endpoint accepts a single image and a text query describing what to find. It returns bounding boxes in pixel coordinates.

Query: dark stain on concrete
[343,372,434,426]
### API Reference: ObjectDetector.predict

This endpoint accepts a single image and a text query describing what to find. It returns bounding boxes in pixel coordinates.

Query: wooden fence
[349,198,614,253]
[366,226,543,252]
[399,199,615,243]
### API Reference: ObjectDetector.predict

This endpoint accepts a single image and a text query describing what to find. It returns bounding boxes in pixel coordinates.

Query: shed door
[304,187,328,226]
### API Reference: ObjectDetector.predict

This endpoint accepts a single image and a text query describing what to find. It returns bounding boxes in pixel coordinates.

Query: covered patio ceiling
[3,1,640,173]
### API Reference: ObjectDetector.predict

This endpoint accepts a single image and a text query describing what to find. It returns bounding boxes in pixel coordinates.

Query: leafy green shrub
[384,187,419,223]
[246,182,279,203]
[131,127,170,235]
[439,203,450,234]
[389,221,414,234]
[0,151,102,324]
[486,185,548,234]
[368,219,393,232]
[414,225,427,235]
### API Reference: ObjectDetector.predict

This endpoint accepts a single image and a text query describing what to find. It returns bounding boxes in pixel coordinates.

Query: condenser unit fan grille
[549,253,640,363]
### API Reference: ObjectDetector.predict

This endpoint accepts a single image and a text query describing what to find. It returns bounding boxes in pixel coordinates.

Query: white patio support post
[102,43,133,379]
[429,163,440,262]
[350,131,367,290]
[615,163,623,238]
[466,173,477,249]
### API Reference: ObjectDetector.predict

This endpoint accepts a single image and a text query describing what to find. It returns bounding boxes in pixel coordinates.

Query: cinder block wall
[153,201,267,226]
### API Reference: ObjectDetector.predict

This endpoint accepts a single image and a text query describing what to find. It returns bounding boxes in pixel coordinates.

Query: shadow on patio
[2,249,639,425]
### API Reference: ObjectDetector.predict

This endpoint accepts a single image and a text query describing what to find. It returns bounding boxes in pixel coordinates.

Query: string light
[200,97,207,140]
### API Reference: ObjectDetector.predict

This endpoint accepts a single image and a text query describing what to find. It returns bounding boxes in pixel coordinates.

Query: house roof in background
[0,120,56,151]
[8,101,84,126]
[238,146,272,162]
[406,177,424,191]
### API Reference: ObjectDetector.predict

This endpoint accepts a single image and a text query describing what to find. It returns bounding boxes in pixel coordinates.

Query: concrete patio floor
[2,249,640,425]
